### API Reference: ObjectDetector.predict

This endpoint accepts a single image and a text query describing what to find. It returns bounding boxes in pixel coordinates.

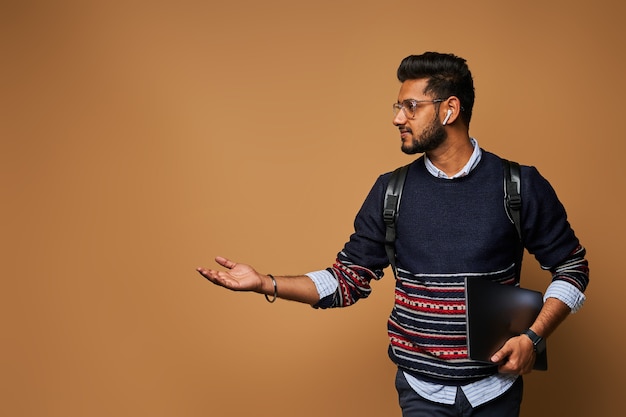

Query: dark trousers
[395,370,523,417]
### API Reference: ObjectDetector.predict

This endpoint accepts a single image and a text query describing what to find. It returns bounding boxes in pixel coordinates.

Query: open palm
[197,256,263,292]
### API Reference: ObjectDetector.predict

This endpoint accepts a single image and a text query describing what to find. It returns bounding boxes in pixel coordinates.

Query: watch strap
[522,328,543,351]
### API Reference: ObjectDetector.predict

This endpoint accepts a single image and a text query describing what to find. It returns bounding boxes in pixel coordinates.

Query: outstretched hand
[197,256,263,292]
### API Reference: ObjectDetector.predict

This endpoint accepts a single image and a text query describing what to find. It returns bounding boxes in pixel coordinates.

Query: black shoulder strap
[503,159,522,241]
[502,159,524,278]
[383,164,409,280]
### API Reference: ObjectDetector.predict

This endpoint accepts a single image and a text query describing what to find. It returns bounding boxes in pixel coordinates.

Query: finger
[197,267,218,281]
[491,345,510,364]
[498,362,518,375]
[215,256,236,269]
[197,267,239,289]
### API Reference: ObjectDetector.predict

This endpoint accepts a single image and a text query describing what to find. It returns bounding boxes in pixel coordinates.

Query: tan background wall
[2,1,624,416]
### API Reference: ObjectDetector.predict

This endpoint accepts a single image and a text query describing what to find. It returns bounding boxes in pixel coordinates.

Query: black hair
[397,52,475,125]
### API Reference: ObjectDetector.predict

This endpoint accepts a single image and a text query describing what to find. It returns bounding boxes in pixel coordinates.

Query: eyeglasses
[392,98,444,118]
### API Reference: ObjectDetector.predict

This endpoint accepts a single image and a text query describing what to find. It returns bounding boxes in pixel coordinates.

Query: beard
[401,116,447,155]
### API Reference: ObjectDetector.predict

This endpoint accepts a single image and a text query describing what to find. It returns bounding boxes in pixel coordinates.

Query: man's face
[393,79,447,155]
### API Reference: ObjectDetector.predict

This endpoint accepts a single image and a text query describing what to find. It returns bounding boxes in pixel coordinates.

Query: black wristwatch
[522,328,546,354]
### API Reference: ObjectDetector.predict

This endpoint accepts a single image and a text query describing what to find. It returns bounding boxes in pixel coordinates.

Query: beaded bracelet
[264,274,277,303]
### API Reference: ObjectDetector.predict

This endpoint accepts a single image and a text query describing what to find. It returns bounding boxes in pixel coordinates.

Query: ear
[441,96,462,126]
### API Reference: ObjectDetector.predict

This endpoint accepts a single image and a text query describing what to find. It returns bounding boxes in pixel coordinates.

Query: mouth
[399,128,412,139]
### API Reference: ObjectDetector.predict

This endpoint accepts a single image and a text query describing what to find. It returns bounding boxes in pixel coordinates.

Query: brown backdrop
[2,1,624,416]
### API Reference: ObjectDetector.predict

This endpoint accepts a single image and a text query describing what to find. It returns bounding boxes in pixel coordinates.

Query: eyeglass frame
[392,98,445,119]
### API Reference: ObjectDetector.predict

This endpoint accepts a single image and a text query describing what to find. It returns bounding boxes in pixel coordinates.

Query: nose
[393,110,407,126]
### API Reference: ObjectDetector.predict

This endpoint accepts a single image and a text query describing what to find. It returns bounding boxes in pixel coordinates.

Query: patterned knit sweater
[315,151,588,383]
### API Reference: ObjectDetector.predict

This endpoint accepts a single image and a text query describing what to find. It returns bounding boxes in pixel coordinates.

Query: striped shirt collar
[424,138,482,179]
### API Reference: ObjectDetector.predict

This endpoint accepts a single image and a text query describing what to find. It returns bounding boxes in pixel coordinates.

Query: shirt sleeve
[543,244,589,312]
[544,280,586,313]
[306,269,338,299]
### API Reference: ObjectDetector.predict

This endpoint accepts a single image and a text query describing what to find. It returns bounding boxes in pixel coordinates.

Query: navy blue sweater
[317,151,587,382]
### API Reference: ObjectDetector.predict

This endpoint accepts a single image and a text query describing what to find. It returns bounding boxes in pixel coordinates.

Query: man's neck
[425,135,474,178]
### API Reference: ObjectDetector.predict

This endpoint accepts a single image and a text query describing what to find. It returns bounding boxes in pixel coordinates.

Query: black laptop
[465,277,548,370]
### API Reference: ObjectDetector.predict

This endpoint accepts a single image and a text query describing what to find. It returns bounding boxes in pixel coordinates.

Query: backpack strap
[502,158,524,278]
[383,164,409,280]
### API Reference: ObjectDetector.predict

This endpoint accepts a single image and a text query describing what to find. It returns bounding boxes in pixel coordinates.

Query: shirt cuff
[306,270,338,299]
[544,280,586,313]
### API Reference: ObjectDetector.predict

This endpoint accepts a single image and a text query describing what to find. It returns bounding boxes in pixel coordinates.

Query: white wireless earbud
[442,109,453,126]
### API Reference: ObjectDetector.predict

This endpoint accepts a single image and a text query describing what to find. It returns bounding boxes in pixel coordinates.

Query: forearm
[528,297,571,338]
[543,245,589,313]
[531,245,589,336]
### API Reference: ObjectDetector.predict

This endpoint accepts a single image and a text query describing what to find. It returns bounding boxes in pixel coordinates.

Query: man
[197,52,589,416]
